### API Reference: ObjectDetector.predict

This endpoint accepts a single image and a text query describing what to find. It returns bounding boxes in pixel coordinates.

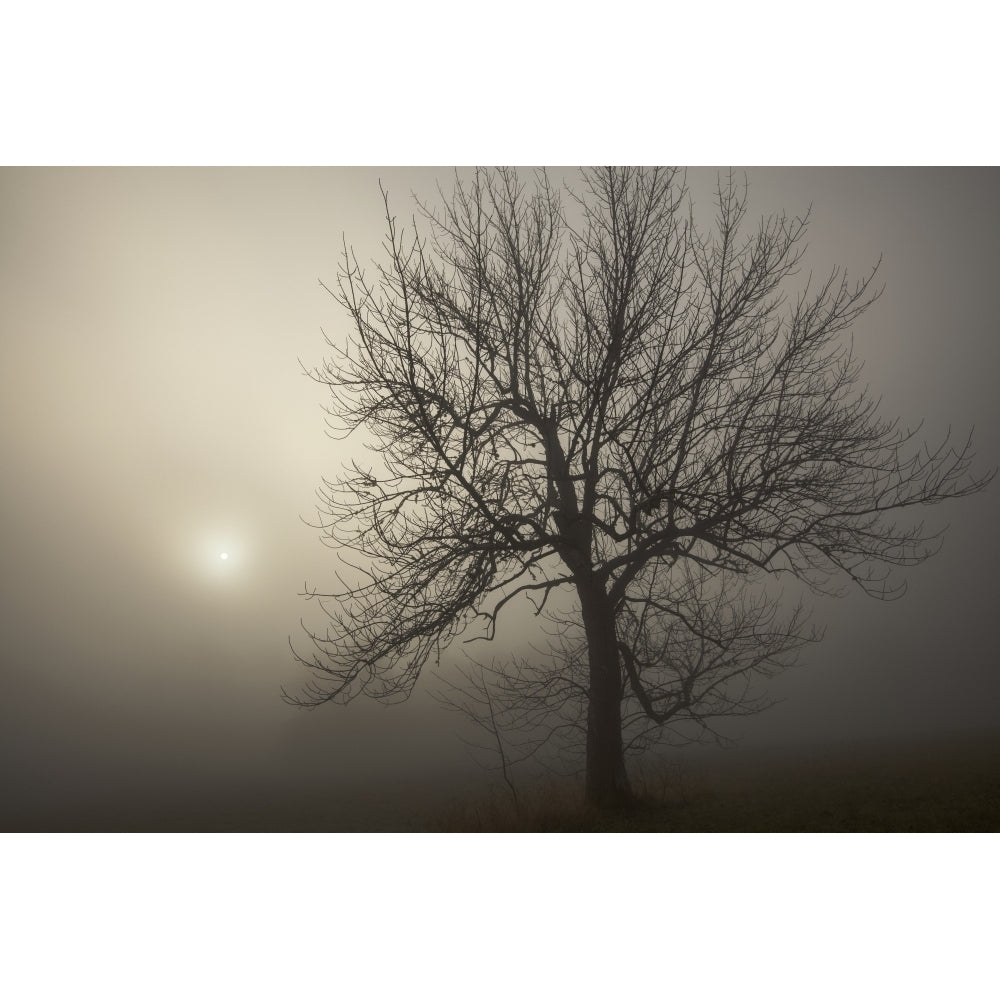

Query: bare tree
[436,562,816,790]
[288,167,992,808]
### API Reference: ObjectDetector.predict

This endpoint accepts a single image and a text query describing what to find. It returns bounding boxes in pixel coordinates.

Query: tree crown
[288,167,991,713]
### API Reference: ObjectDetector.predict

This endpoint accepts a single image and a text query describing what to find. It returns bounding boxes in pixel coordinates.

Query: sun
[220,552,229,560]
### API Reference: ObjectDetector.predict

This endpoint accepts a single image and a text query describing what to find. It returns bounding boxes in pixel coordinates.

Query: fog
[2,167,997,828]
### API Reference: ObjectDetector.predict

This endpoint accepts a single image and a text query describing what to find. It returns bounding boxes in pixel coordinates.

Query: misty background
[1,167,997,825]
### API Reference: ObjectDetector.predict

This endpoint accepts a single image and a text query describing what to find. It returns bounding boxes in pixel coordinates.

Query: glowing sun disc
[220,552,229,560]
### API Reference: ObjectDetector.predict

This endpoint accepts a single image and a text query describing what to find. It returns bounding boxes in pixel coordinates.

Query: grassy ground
[430,731,1000,832]
[5,730,999,832]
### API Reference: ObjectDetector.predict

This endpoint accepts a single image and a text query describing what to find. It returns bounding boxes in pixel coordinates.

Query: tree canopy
[289,167,991,806]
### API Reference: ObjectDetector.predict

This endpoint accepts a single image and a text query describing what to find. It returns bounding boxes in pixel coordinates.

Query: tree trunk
[578,579,632,809]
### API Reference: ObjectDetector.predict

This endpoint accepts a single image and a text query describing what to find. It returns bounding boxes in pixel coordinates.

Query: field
[434,731,1000,832]
[4,729,999,833]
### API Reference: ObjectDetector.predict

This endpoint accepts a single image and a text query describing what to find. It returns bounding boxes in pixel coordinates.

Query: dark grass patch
[431,731,1000,832]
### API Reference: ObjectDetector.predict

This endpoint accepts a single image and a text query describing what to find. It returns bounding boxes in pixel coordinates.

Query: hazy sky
[2,167,998,816]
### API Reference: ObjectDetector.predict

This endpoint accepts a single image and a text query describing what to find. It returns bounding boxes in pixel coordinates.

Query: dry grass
[430,731,1000,832]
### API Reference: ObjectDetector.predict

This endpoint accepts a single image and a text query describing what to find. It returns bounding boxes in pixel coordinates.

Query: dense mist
[1,167,997,829]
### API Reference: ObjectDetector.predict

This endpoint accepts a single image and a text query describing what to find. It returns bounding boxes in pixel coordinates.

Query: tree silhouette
[433,561,817,796]
[288,167,991,808]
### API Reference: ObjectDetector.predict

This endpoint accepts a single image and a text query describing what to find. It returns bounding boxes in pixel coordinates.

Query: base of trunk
[585,757,634,810]
[578,577,633,810]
